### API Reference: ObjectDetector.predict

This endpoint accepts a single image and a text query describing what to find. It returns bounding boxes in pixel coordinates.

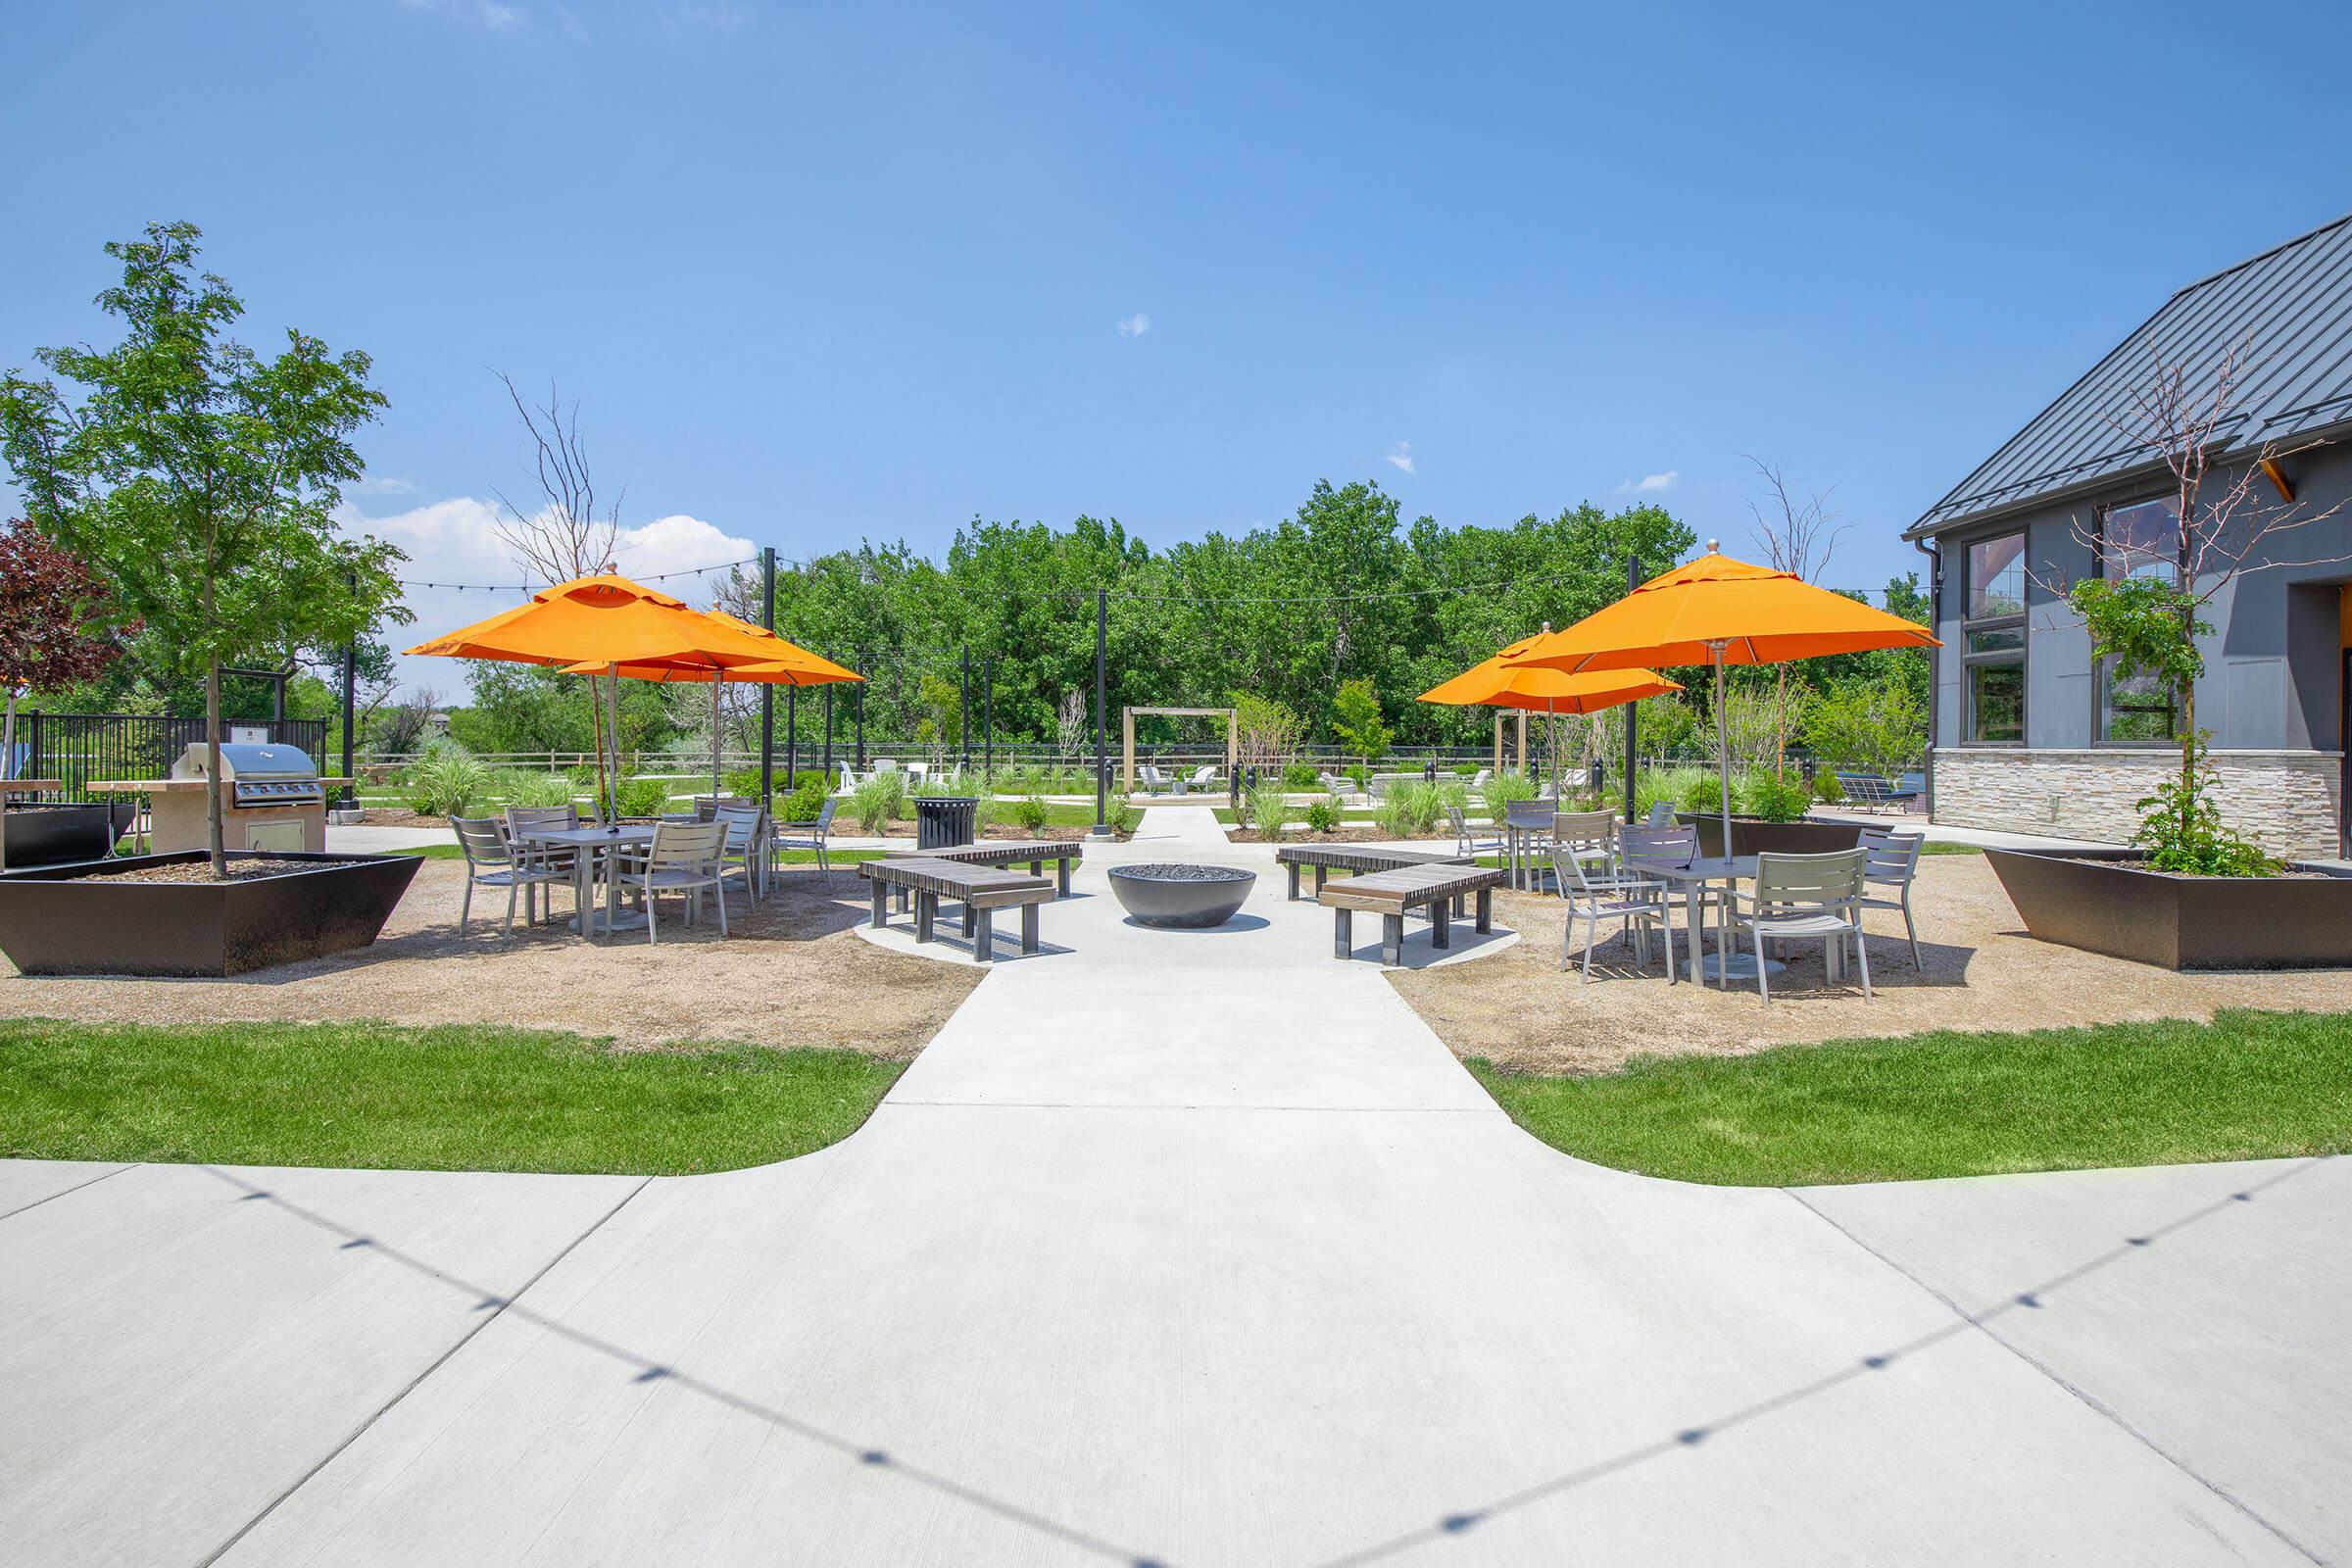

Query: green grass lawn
[1472,1008,2352,1187]
[0,1018,904,1175]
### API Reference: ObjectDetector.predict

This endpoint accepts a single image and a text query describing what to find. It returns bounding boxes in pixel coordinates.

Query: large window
[1961,530,2027,743]
[2097,496,2183,743]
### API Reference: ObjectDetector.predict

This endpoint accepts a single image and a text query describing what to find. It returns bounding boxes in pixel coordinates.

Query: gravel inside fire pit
[1112,863,1252,881]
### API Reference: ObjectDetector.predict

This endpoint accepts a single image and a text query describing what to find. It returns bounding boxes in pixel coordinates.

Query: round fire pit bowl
[1107,862,1256,929]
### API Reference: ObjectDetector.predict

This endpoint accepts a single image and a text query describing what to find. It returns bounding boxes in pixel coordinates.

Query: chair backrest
[812,798,837,832]
[1618,823,1697,874]
[1857,827,1924,884]
[1190,765,1216,784]
[1504,799,1554,830]
[1755,848,1866,913]
[1554,839,1630,900]
[1838,772,1891,804]
[1644,801,1676,828]
[1446,804,1469,833]
[506,805,579,837]
[1551,808,1617,855]
[646,819,727,868]
[1470,768,1492,790]
[452,816,513,869]
[874,759,900,773]
[714,803,765,851]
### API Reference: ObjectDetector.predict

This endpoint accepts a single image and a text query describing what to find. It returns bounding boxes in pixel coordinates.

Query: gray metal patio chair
[1547,808,1619,898]
[1644,801,1676,828]
[1729,848,1872,1004]
[713,802,768,899]
[453,816,570,937]
[1856,826,1925,969]
[612,819,729,943]
[1554,838,1669,980]
[1447,804,1504,859]
[774,797,838,871]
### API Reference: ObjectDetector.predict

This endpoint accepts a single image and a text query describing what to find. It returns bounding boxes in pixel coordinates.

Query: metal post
[855,648,866,767]
[959,645,971,778]
[338,578,358,811]
[983,656,994,779]
[786,685,798,788]
[760,548,776,804]
[1091,588,1109,836]
[1623,553,1641,821]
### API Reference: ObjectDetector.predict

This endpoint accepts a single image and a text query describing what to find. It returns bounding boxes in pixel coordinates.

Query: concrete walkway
[2,804,2343,1565]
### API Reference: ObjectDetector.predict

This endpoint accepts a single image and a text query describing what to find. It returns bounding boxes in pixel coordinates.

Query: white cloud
[338,495,755,694]
[1116,313,1152,339]
[1616,469,1678,494]
[1385,442,1416,475]
[353,475,416,497]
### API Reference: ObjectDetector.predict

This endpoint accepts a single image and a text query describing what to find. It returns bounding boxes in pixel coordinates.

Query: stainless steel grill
[172,743,328,808]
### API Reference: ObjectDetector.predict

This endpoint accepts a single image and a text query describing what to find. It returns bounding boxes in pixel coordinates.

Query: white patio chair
[1548,809,1619,898]
[714,802,769,900]
[1187,765,1218,789]
[1856,826,1925,969]
[1555,839,1670,980]
[774,797,838,872]
[1468,768,1492,791]
[612,819,729,943]
[1729,848,1872,1004]
[452,816,569,937]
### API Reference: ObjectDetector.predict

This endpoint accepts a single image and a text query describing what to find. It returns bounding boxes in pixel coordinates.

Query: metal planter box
[1682,814,1866,858]
[0,851,420,977]
[1984,848,2352,970]
[1,802,135,868]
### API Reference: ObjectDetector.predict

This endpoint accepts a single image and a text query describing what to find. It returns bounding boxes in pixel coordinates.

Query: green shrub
[1245,779,1291,840]
[1304,796,1343,833]
[777,779,832,823]
[1012,794,1052,833]
[406,750,493,817]
[851,770,908,833]
[500,770,574,809]
[1107,801,1140,835]
[1678,771,1730,818]
[1375,780,1446,838]
[1281,761,1320,789]
[1740,769,1814,823]
[1481,772,1535,825]
[1811,770,1845,804]
[615,775,673,818]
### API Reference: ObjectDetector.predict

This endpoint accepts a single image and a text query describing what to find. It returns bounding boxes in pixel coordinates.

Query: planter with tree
[0,221,417,976]
[1984,344,2352,968]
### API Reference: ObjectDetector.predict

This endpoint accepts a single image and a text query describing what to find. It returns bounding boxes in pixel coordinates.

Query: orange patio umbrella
[1504,541,1936,852]
[1420,638,1682,798]
[408,573,820,814]
[558,612,862,802]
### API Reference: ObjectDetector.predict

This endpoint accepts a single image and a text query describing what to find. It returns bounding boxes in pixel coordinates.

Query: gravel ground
[0,859,978,1058]
[1390,854,2349,1074]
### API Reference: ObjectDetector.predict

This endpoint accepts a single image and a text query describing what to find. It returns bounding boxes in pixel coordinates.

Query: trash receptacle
[915,796,979,850]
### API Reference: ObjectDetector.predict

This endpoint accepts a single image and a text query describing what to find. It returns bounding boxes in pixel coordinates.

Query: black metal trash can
[915,796,979,850]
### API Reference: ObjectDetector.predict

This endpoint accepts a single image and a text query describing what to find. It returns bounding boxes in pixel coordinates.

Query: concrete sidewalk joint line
[0,1161,135,1222]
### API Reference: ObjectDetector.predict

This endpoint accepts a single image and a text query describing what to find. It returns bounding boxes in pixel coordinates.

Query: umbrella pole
[712,678,722,805]
[1712,647,1733,858]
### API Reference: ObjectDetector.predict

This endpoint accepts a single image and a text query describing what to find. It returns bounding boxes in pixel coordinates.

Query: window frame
[1958,527,2029,746]
[2090,492,2187,748]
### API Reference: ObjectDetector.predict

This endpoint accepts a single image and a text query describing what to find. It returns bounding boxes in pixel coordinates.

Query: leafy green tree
[1802,679,1924,778]
[1330,676,1393,764]
[0,222,405,873]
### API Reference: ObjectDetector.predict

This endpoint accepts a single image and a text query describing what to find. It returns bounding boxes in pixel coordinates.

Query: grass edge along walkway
[1470,1007,2352,1187]
[0,1017,905,1176]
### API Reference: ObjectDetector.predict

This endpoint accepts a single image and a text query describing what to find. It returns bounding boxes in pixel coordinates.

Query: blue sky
[7,1,2351,688]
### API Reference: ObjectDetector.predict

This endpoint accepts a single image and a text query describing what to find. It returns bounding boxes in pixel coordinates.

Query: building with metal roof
[1910,212,2352,859]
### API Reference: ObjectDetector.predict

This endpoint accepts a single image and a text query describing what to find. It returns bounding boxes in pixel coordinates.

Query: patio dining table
[516,823,657,941]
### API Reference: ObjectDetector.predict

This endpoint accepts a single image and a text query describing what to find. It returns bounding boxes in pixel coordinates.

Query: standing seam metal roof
[1910,211,2352,536]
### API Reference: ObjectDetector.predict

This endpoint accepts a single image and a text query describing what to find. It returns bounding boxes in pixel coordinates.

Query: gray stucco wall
[1927,441,2352,754]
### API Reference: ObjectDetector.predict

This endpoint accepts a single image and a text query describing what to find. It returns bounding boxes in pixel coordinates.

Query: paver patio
[1,804,2342,1565]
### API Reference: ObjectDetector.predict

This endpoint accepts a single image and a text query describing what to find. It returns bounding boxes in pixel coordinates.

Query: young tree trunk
[204,654,227,879]
[2,686,18,780]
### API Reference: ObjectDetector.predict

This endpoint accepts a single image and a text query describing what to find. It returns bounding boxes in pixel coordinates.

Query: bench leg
[1314,865,1328,896]
[914,892,936,944]
[870,881,888,928]
[1431,902,1451,950]
[1476,888,1493,933]
[1333,906,1352,958]
[972,906,995,962]
[1287,862,1300,900]
[1021,901,1039,954]
[1057,858,1071,896]
[1382,913,1404,966]
[1029,859,1042,878]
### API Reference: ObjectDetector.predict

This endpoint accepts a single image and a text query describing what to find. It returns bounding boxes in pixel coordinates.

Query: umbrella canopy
[1500,544,1937,674]
[558,611,861,687]
[405,574,795,671]
[1418,649,1680,711]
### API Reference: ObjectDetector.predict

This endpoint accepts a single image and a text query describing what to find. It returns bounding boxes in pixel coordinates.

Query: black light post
[1091,587,1108,836]
[338,572,358,812]
[959,645,971,776]
[855,648,866,768]
[982,656,994,779]
[1623,553,1642,822]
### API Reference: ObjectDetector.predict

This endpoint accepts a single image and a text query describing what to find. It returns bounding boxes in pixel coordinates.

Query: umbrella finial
[1704,538,1720,553]
[1540,620,1551,632]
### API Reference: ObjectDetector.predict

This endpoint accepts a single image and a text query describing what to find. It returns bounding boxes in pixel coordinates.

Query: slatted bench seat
[1274,844,1472,901]
[1317,862,1506,965]
[858,857,1054,962]
[921,839,1083,896]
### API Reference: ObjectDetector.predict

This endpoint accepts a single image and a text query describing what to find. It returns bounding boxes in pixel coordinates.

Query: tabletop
[517,824,658,847]
[1641,856,1760,882]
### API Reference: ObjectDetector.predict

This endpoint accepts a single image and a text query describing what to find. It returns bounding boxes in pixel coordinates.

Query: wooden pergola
[1121,706,1237,791]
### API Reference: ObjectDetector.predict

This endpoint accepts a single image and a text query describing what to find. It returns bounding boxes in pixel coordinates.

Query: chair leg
[506,880,518,938]
[1902,891,1921,970]
[1854,914,1873,999]
[1583,914,1600,982]
[647,890,661,945]
[1755,927,1770,1005]
[713,877,728,936]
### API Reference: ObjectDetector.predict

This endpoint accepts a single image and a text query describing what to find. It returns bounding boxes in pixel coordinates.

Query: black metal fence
[6,713,329,803]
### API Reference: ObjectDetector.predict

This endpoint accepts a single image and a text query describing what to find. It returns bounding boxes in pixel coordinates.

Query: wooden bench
[1318,863,1506,964]
[858,857,1054,962]
[1274,844,1472,901]
[921,839,1083,896]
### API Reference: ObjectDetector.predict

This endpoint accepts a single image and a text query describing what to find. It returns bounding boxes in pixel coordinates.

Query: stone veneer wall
[1933,748,2342,859]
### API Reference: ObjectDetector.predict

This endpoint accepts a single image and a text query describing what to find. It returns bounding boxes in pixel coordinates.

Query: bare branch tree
[1741,456,1852,772]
